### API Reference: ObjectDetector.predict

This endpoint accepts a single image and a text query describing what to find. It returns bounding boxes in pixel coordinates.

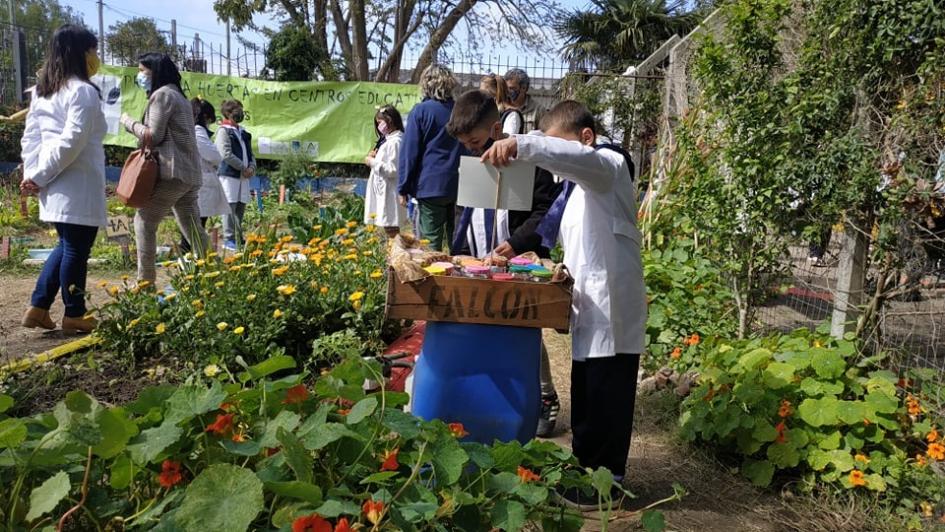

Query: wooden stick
[491,170,502,257]
[0,236,9,260]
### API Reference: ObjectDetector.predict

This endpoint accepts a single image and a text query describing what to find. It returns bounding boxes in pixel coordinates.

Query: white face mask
[377,121,391,136]
[135,71,152,92]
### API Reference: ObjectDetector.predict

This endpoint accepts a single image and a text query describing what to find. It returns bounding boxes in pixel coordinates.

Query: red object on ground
[384,322,425,392]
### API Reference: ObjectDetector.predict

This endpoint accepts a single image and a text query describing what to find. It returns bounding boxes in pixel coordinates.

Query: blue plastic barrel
[411,322,541,444]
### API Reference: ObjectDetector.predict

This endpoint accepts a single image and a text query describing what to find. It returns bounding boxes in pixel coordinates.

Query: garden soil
[0,271,873,532]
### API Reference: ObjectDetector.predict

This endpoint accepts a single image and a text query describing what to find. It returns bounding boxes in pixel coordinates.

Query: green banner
[97,65,421,163]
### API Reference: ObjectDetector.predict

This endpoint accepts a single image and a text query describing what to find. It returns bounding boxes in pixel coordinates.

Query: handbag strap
[142,129,153,150]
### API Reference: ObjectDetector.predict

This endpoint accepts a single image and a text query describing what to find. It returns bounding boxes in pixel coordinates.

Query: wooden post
[279,184,286,205]
[19,195,28,217]
[830,224,868,338]
[211,227,219,250]
[119,238,131,263]
[1,236,10,260]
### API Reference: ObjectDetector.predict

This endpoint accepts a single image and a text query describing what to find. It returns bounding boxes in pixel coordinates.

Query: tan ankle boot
[22,307,56,330]
[62,315,97,334]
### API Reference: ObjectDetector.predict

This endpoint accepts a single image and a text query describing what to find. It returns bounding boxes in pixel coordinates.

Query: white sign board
[456,156,535,211]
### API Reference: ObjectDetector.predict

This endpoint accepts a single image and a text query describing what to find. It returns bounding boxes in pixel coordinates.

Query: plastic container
[508,265,532,280]
[529,269,552,282]
[424,265,446,276]
[492,273,515,282]
[431,262,456,275]
[509,257,533,266]
[411,322,541,444]
[464,265,491,279]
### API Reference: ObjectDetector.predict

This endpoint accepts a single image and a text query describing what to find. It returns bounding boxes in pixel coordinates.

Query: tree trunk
[313,0,329,52]
[376,1,424,82]
[410,0,478,83]
[329,0,355,78]
[349,0,370,80]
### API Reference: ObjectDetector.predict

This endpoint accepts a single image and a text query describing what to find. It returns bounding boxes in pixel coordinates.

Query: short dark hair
[375,105,404,137]
[220,99,243,119]
[446,90,499,138]
[504,68,530,91]
[36,25,99,98]
[137,52,183,96]
[540,100,596,136]
[191,97,216,133]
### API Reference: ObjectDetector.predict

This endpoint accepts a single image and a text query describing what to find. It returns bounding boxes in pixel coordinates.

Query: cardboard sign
[457,156,535,211]
[106,215,132,239]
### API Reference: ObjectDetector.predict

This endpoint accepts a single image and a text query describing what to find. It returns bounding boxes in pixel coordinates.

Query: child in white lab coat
[481,100,646,509]
[364,105,406,236]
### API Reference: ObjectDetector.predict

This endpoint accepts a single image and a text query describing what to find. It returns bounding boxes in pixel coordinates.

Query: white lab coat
[20,78,107,228]
[515,134,646,360]
[217,124,252,204]
[195,126,230,217]
[364,130,406,226]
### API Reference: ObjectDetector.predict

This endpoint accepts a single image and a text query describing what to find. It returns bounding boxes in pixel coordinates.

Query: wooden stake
[19,195,28,217]
[211,227,219,250]
[279,184,286,205]
[0,236,10,260]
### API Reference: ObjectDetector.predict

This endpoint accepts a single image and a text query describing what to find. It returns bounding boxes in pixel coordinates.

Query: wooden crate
[385,269,573,331]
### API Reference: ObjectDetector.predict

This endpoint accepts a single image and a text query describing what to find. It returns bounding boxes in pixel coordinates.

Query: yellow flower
[233,326,245,335]
[203,364,220,377]
[370,270,383,279]
[155,323,166,334]
[195,310,206,318]
[277,284,297,296]
[854,453,869,464]
[365,224,376,233]
[207,252,218,258]
[164,293,177,301]
[229,266,241,272]
[342,238,355,246]
[344,254,358,260]
[272,266,289,276]
[280,235,294,243]
[127,317,141,329]
[920,501,934,518]
[204,271,221,279]
[369,213,377,219]
[108,286,120,297]
[273,309,284,318]
[216,322,229,331]
[349,291,365,302]
[320,287,329,294]
[246,294,257,302]
[352,300,362,311]
[137,280,151,289]
[215,281,225,288]
[121,275,130,281]
[362,250,374,257]
[251,249,263,257]
[185,274,195,281]
[419,239,430,246]
[335,228,349,236]
[191,299,203,308]
[196,259,206,267]
[346,221,358,228]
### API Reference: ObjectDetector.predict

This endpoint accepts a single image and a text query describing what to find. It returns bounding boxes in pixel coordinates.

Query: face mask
[85,51,100,77]
[377,121,390,136]
[508,89,521,103]
[135,71,152,92]
[231,110,245,123]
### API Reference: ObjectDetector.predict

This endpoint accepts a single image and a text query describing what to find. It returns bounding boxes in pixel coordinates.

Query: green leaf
[512,483,548,505]
[132,491,182,528]
[382,408,420,439]
[799,377,844,397]
[110,454,139,490]
[300,422,360,450]
[314,499,360,518]
[865,391,898,414]
[346,397,378,425]
[487,471,520,494]
[92,408,133,458]
[0,393,13,413]
[767,442,800,468]
[65,390,93,413]
[163,382,227,425]
[818,430,842,450]
[0,418,27,449]
[175,464,264,531]
[491,441,525,470]
[277,427,313,483]
[491,500,526,531]
[432,438,468,485]
[258,410,301,449]
[26,471,71,521]
[752,420,778,443]
[741,459,775,487]
[641,510,667,532]
[798,397,839,427]
[811,349,845,379]
[127,385,177,415]
[591,467,614,495]
[763,362,796,389]
[128,423,183,464]
[264,481,322,505]
[400,501,439,522]
[837,400,871,425]
[360,471,400,485]
[737,348,772,370]
[461,442,495,469]
[238,355,296,382]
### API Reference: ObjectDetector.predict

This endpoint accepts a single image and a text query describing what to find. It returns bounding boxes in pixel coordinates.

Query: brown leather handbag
[116,130,158,208]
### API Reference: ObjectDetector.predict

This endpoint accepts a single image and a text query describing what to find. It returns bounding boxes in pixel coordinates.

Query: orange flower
[157,460,183,488]
[231,430,247,443]
[916,453,928,467]
[380,448,400,471]
[206,413,234,435]
[778,399,793,418]
[283,384,309,405]
[774,421,788,444]
[448,422,469,438]
[928,442,945,461]
[220,402,238,412]
[848,470,867,487]
[854,453,869,464]
[684,333,701,346]
[363,498,384,526]
[516,466,540,483]
[292,513,332,532]
[670,347,682,359]
[334,518,351,532]
[907,395,923,416]
[927,428,940,443]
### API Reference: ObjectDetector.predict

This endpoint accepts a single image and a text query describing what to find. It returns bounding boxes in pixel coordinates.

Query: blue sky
[61,0,592,69]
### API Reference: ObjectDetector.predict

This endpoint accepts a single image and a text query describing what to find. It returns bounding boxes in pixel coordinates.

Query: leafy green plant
[680,328,945,518]
[0,353,600,531]
[272,149,320,191]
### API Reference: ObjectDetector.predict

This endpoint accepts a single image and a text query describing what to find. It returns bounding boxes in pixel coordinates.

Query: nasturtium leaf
[591,467,614,495]
[461,441,495,469]
[0,393,13,413]
[865,473,887,492]
[818,430,842,450]
[127,385,177,415]
[811,349,845,379]
[865,391,898,414]
[258,411,301,449]
[64,390,92,413]
[314,499,360,518]
[763,362,796,389]
[26,471,71,521]
[92,408,133,458]
[300,422,360,450]
[109,453,139,490]
[752,420,778,443]
[381,408,420,439]
[737,348,773,371]
[767,442,800,468]
[487,471,520,493]
[837,400,870,425]
[399,501,439,522]
[175,464,264,531]
[241,355,296,381]
[360,471,400,485]
[128,423,183,464]
[432,438,468,485]
[277,427,313,484]
[0,418,27,449]
[641,510,667,532]
[221,439,263,456]
[264,481,322,505]
[806,449,830,471]
[490,500,526,532]
[132,491,182,528]
[491,441,526,470]
[512,483,548,505]
[798,397,839,427]
[741,459,775,487]
[163,382,227,425]
[799,377,844,397]
[346,397,378,425]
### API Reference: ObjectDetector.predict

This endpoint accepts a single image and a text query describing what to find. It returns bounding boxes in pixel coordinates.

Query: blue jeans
[30,223,98,318]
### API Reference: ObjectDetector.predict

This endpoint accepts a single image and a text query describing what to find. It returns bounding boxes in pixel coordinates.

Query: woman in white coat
[179,98,230,253]
[363,105,406,236]
[20,25,106,334]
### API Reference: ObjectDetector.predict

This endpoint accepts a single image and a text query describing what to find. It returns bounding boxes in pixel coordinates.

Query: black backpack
[595,143,635,181]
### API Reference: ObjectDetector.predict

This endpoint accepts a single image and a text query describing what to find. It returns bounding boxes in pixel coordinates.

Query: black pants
[179,217,209,254]
[571,353,640,478]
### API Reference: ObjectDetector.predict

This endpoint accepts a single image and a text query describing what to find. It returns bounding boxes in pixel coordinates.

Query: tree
[264,23,335,80]
[213,0,559,82]
[556,0,700,71]
[106,17,173,67]
[0,0,83,80]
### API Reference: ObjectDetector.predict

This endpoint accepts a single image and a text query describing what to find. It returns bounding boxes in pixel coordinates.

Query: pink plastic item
[509,257,533,266]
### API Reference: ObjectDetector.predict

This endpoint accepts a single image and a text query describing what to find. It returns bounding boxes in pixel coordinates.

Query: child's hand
[242,167,254,178]
[493,241,516,258]
[481,138,518,167]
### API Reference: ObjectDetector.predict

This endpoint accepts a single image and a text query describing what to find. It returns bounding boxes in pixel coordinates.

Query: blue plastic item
[411,322,541,444]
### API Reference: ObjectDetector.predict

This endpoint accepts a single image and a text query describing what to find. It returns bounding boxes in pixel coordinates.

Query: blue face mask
[136,71,152,92]
[508,89,521,103]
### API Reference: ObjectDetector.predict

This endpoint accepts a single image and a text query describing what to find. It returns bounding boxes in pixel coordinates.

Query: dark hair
[446,90,499,138]
[191,97,216,134]
[137,52,183,96]
[35,25,99,98]
[539,100,596,136]
[504,68,530,91]
[220,99,243,119]
[374,105,404,137]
